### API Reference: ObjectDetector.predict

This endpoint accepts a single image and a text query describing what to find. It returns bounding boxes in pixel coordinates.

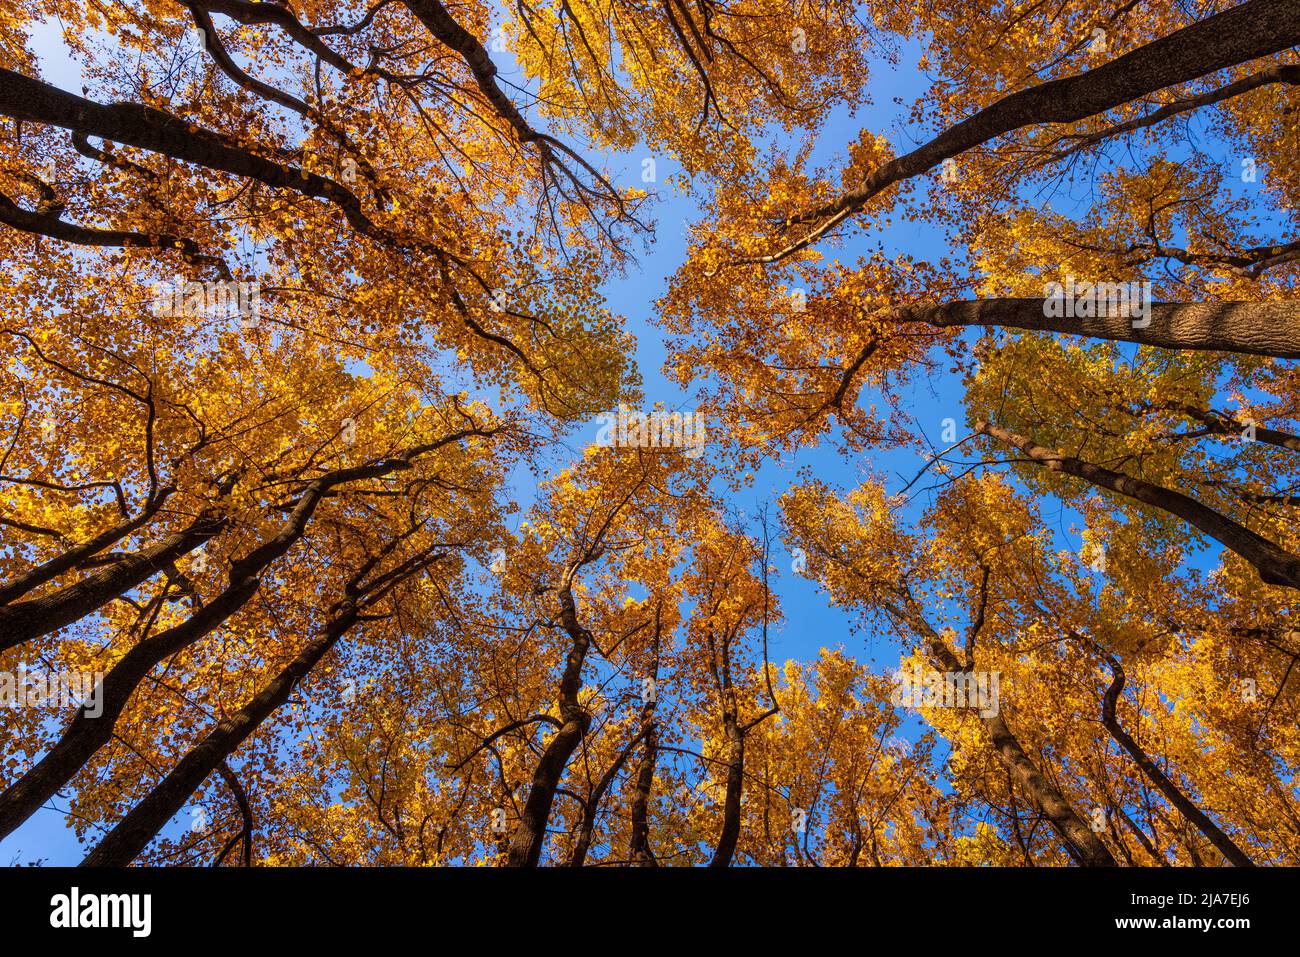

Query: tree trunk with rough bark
[892,593,1117,866]
[506,587,591,867]
[708,725,745,867]
[80,604,362,866]
[1099,656,1253,866]
[977,419,1300,589]
[888,300,1300,359]
[0,511,227,653]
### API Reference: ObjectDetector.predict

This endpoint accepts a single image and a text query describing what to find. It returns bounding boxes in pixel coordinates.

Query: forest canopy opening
[0,0,1296,873]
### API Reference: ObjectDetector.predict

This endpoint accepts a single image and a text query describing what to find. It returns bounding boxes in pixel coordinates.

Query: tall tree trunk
[978,710,1115,865]
[977,419,1300,589]
[708,723,745,867]
[506,587,591,867]
[0,510,227,653]
[79,603,362,866]
[1099,656,1253,866]
[890,299,1300,359]
[507,725,586,867]
[703,551,780,868]
[627,720,660,866]
[890,592,1117,866]
[627,615,662,867]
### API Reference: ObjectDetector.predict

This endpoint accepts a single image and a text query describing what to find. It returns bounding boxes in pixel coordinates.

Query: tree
[6,0,1300,868]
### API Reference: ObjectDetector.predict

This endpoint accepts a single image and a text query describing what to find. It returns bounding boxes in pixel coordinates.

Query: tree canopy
[1,0,1298,867]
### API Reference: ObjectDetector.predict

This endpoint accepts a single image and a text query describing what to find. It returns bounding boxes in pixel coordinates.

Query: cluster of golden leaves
[1,0,1298,866]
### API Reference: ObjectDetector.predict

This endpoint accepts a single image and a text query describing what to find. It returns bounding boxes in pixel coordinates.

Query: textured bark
[889,299,1300,359]
[978,712,1114,865]
[703,561,780,867]
[1100,657,1253,867]
[1037,64,1300,169]
[0,67,375,233]
[627,720,660,866]
[977,420,1300,589]
[80,605,361,866]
